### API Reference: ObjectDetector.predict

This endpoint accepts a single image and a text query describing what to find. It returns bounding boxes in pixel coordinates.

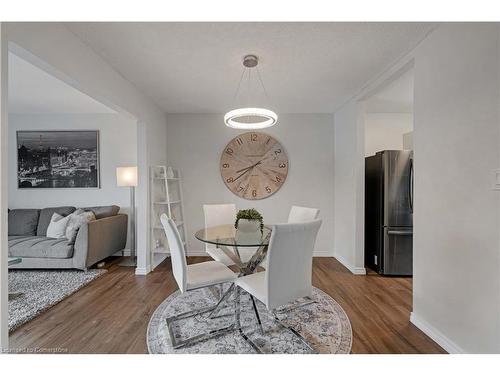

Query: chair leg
[272,310,317,354]
[234,285,240,329]
[275,296,318,315]
[234,291,316,353]
[166,283,236,349]
[235,286,262,353]
[250,295,264,334]
[167,317,235,349]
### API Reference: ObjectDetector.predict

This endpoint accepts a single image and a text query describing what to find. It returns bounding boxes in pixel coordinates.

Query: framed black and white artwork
[17,130,100,189]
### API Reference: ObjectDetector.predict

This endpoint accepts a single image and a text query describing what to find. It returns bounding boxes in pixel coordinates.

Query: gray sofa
[8,206,128,271]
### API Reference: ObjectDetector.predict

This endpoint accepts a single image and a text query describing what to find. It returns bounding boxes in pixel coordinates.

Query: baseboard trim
[312,251,335,257]
[333,254,366,275]
[410,312,464,354]
[134,266,150,276]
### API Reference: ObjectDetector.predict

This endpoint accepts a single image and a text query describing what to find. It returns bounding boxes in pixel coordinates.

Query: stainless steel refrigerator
[365,150,413,276]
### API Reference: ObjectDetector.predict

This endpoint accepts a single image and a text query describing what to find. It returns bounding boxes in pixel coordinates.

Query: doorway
[362,66,414,276]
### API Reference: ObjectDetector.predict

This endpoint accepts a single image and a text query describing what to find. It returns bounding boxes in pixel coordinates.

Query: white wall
[8,114,137,249]
[333,102,366,274]
[411,24,500,354]
[364,113,413,156]
[166,113,334,256]
[6,23,168,274]
[333,24,500,353]
[403,131,413,150]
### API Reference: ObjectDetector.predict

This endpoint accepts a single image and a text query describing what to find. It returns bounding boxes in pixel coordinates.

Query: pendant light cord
[256,66,271,101]
[232,66,247,102]
[231,56,273,106]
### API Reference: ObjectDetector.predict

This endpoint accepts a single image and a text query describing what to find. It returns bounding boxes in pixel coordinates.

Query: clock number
[226,177,234,183]
[236,138,243,146]
[238,186,244,192]
[251,133,258,142]
[226,147,233,155]
[276,176,282,183]
[252,189,257,198]
[265,186,272,193]
[279,163,286,168]
[222,163,229,168]
[274,149,282,156]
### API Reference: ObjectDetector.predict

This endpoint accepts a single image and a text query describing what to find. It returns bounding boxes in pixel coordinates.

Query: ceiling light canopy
[224,55,277,129]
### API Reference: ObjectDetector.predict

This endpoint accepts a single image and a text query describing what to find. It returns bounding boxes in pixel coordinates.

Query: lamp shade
[116,166,138,187]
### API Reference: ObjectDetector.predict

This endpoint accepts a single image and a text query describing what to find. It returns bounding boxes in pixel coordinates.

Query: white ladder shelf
[150,166,187,270]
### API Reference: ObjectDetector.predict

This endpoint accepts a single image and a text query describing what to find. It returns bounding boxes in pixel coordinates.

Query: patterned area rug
[147,284,352,354]
[8,269,107,331]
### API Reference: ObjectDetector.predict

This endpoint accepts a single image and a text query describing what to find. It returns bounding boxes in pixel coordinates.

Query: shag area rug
[8,269,106,331]
[147,284,352,354]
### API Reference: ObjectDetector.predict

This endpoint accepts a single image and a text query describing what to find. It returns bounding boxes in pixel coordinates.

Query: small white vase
[237,219,261,233]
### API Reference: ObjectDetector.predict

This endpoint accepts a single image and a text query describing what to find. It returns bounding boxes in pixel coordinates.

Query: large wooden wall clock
[220,132,289,200]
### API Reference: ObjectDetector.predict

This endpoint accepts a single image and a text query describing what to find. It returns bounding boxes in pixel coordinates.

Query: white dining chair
[234,219,322,353]
[259,205,320,270]
[287,205,320,223]
[203,203,254,266]
[160,214,237,349]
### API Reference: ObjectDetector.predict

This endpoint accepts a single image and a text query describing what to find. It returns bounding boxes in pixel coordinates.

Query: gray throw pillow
[37,206,76,236]
[8,209,41,236]
[65,209,96,244]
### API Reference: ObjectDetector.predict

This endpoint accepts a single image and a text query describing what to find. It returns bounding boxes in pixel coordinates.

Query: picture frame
[16,130,100,189]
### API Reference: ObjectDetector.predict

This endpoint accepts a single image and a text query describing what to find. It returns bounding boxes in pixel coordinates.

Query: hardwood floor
[9,256,445,354]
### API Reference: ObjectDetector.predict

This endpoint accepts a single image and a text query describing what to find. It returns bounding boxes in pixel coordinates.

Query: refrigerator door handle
[387,230,413,235]
[409,158,413,213]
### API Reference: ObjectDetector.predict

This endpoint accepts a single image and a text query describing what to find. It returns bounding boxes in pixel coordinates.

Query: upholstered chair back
[160,214,187,293]
[287,206,320,223]
[265,219,322,310]
[203,204,237,251]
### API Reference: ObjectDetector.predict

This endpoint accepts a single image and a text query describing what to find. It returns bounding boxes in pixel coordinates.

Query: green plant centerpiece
[235,208,264,233]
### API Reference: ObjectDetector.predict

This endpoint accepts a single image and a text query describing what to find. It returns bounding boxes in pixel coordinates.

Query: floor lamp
[116,166,138,267]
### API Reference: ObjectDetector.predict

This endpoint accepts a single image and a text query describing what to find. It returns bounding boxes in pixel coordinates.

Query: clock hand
[232,167,253,182]
[235,165,254,174]
[235,160,262,173]
[237,169,253,194]
[233,161,263,182]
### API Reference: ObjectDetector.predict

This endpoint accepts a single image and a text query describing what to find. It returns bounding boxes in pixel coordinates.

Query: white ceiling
[66,22,435,114]
[364,67,414,113]
[8,52,115,114]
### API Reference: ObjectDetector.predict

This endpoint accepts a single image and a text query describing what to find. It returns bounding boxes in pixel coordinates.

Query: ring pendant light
[224,55,278,129]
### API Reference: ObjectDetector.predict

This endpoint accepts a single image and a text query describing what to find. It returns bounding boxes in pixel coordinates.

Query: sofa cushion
[82,205,120,219]
[8,235,74,259]
[37,206,76,236]
[8,209,41,236]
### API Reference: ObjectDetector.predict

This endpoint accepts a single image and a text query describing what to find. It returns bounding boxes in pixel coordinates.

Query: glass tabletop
[195,224,272,247]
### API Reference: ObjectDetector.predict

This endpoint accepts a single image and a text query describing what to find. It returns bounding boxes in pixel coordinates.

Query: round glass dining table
[194,224,272,274]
